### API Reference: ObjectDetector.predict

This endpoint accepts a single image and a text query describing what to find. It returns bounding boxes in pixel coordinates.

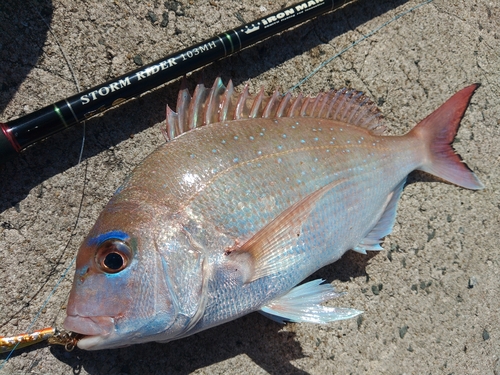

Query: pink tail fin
[409,84,484,190]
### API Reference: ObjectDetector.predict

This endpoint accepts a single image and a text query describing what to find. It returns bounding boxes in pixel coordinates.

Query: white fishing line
[1,258,77,364]
[0,0,87,367]
[287,0,435,93]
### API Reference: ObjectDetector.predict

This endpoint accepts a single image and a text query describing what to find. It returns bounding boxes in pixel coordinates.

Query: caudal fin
[409,84,484,190]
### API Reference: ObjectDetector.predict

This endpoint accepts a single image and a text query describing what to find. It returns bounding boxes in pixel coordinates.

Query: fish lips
[63,315,115,349]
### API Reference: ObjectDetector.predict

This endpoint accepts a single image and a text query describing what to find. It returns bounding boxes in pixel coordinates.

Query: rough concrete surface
[0,0,499,374]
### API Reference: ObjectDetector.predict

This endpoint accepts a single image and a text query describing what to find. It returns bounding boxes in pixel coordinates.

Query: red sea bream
[63,79,483,350]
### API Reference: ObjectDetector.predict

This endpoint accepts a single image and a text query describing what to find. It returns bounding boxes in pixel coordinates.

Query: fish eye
[95,239,132,274]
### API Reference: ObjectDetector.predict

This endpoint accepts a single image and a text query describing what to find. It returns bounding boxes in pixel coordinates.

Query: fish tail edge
[409,84,484,190]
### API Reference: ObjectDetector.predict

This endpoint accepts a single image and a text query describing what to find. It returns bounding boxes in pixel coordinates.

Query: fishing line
[1,258,77,364]
[287,0,435,93]
[0,0,88,368]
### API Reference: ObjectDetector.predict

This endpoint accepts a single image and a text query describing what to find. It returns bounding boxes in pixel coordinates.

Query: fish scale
[62,80,483,349]
[158,119,392,236]
[160,120,371,223]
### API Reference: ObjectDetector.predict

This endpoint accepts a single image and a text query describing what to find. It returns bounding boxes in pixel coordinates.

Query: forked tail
[409,84,484,190]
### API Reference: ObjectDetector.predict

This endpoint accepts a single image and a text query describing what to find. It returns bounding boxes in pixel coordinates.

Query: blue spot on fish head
[87,230,130,247]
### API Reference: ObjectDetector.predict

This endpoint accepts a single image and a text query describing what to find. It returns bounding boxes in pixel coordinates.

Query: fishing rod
[0,0,354,162]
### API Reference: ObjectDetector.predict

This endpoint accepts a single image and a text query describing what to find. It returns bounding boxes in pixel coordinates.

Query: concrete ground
[0,0,499,374]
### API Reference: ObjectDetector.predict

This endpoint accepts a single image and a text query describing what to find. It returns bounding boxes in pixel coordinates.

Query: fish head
[63,193,207,350]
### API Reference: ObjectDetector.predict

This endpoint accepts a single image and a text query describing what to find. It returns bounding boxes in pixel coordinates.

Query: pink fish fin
[165,78,385,140]
[290,87,385,133]
[261,90,281,118]
[249,86,266,118]
[260,279,362,324]
[218,79,235,122]
[229,83,283,120]
[409,84,484,190]
[227,178,346,283]
[286,93,305,117]
[164,106,178,141]
[203,77,226,125]
[165,79,191,140]
[166,79,223,140]
[234,84,251,119]
[275,92,293,117]
[187,80,211,130]
[352,178,406,254]
[323,88,385,134]
[299,96,313,117]
[311,92,328,117]
[176,77,192,135]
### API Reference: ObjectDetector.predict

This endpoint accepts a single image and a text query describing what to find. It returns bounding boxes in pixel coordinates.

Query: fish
[63,79,483,350]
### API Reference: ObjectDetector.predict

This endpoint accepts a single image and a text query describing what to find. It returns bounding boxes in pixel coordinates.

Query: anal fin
[260,279,362,324]
[353,178,406,254]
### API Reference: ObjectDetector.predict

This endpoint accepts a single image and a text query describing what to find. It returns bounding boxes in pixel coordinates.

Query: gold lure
[0,327,81,353]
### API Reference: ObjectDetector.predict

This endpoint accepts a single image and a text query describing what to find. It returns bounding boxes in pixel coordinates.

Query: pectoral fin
[226,179,345,283]
[260,279,362,324]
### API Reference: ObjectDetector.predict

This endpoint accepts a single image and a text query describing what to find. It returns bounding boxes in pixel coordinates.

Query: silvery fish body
[64,80,483,350]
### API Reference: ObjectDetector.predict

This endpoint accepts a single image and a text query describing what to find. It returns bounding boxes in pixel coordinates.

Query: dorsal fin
[164,78,385,141]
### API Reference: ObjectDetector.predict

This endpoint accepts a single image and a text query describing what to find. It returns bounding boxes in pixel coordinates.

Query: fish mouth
[63,315,115,349]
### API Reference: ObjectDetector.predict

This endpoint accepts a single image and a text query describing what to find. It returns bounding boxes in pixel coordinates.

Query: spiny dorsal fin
[164,78,385,141]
